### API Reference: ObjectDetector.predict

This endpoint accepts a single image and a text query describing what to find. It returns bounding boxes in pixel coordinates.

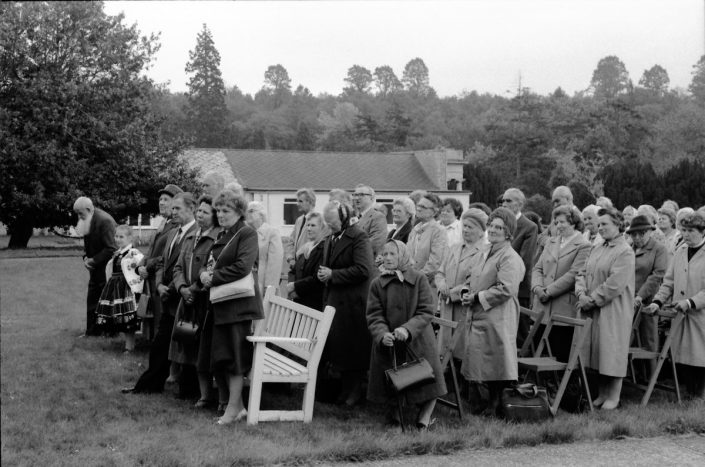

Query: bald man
[73,197,117,336]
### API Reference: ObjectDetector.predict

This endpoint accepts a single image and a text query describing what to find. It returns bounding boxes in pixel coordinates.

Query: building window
[283,198,298,225]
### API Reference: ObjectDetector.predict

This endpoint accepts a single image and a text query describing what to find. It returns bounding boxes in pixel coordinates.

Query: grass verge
[1,257,704,466]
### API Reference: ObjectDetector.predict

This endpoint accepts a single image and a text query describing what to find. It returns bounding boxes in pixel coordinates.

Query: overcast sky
[103,0,704,97]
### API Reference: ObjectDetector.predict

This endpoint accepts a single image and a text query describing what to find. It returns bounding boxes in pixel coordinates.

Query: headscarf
[378,239,414,282]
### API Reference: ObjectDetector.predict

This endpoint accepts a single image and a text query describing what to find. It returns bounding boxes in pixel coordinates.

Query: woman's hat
[626,215,655,234]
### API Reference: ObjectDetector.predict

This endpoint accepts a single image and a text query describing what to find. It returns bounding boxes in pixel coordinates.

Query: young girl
[96,224,144,352]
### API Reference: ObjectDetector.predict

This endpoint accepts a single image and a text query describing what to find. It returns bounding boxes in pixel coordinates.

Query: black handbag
[171,299,199,344]
[501,383,552,422]
[385,343,435,394]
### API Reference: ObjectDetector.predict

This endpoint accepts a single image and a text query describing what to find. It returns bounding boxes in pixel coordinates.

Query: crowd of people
[73,173,705,428]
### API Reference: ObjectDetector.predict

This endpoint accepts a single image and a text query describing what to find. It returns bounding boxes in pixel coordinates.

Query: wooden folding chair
[518,307,546,358]
[627,307,683,406]
[518,314,594,416]
[431,316,465,421]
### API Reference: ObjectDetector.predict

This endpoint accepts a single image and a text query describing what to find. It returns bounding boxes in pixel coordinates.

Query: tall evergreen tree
[184,24,229,147]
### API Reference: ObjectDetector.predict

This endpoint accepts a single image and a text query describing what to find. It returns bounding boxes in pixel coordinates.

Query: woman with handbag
[199,190,264,425]
[575,207,635,410]
[461,208,526,417]
[286,211,329,311]
[367,240,446,429]
[170,194,221,407]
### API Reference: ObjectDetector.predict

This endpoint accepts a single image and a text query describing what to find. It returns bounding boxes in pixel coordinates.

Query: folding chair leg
[641,353,669,406]
[629,356,637,384]
[448,358,464,420]
[397,396,406,433]
[579,360,593,412]
[669,350,681,404]
[550,368,574,416]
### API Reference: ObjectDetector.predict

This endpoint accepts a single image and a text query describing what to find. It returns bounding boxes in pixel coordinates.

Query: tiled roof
[182,149,445,192]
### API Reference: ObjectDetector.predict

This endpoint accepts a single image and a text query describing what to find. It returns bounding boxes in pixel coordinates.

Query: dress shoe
[216,408,247,425]
[194,399,213,409]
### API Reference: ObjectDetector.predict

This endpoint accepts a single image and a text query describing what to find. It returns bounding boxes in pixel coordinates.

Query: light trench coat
[407,219,448,289]
[463,241,525,382]
[531,233,591,322]
[256,222,284,294]
[435,238,489,358]
[653,243,705,367]
[575,236,635,377]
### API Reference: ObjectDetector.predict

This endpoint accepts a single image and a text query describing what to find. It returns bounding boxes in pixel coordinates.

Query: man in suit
[353,184,388,258]
[124,192,198,394]
[285,188,316,278]
[137,184,183,337]
[501,188,538,347]
[73,197,117,336]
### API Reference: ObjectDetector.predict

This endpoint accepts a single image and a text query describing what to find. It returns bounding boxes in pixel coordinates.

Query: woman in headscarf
[367,240,447,429]
[576,207,635,410]
[286,211,329,311]
[319,200,374,406]
[435,208,489,358]
[461,207,525,417]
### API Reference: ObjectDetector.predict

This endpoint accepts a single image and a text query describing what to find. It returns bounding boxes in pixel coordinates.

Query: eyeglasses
[352,193,372,198]
[417,204,434,211]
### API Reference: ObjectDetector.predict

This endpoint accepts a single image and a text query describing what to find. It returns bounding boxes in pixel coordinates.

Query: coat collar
[378,269,416,287]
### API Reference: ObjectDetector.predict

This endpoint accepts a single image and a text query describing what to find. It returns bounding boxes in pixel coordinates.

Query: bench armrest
[246,336,312,345]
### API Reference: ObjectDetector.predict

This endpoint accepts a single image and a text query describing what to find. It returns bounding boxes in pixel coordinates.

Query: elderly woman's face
[682,227,705,247]
[439,204,457,226]
[196,202,215,230]
[657,214,672,231]
[305,216,323,241]
[554,214,574,238]
[217,204,240,228]
[583,211,597,234]
[597,214,620,241]
[245,207,261,227]
[392,205,410,225]
[462,218,484,244]
[382,242,400,270]
[487,218,507,244]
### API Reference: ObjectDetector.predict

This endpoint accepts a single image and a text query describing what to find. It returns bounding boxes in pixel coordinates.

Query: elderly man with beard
[137,184,183,336]
[73,197,117,337]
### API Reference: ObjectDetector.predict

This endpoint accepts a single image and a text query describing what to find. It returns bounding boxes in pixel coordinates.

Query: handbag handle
[391,340,420,367]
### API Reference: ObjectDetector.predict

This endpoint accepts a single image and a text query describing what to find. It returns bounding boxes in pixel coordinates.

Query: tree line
[3,4,705,248]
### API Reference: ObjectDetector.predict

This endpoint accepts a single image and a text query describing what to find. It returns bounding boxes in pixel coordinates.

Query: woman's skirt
[95,274,139,334]
[210,320,253,375]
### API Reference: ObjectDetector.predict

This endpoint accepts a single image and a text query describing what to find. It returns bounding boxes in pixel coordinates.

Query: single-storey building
[182,147,471,235]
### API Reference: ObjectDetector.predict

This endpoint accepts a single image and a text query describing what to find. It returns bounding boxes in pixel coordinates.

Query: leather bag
[501,383,552,422]
[171,299,199,344]
[209,272,255,303]
[385,343,435,393]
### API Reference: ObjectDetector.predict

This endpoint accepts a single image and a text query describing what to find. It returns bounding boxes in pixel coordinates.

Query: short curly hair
[214,190,247,216]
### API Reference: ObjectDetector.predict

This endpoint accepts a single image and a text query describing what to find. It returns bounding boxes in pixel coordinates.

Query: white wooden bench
[246,287,335,424]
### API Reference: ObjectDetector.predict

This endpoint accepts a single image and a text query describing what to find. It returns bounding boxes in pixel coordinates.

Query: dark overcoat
[512,214,538,300]
[366,269,447,404]
[169,226,221,366]
[321,224,373,372]
[291,241,326,311]
[83,208,117,270]
[156,222,198,316]
[387,219,413,244]
[209,219,264,325]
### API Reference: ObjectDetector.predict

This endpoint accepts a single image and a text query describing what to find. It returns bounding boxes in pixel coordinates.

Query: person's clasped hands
[382,327,410,347]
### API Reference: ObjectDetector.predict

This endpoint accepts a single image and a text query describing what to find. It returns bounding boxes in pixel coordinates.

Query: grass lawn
[1,257,704,466]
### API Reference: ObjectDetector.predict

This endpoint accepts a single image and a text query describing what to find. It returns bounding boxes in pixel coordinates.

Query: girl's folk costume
[96,245,144,334]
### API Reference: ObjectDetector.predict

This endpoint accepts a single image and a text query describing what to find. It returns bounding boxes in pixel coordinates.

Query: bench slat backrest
[258,287,334,364]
